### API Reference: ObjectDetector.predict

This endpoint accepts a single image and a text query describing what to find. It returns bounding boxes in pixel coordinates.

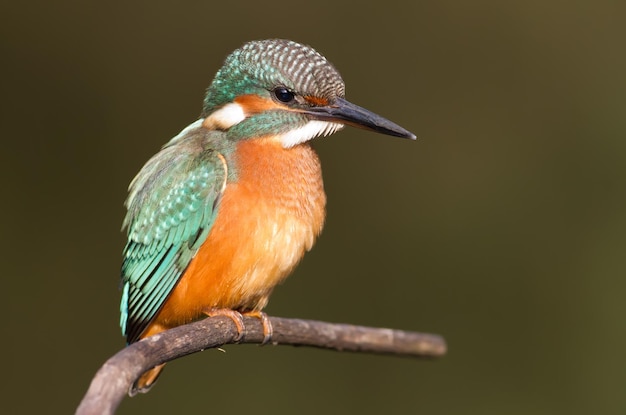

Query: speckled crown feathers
[203,39,345,115]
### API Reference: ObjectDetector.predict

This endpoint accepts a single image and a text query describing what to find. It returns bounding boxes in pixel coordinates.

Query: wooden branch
[76,316,446,415]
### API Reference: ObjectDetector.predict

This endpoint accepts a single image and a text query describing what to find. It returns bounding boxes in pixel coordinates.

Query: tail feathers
[129,364,166,396]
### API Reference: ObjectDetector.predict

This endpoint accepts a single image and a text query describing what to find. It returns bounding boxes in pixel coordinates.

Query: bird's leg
[203,308,245,342]
[243,311,273,345]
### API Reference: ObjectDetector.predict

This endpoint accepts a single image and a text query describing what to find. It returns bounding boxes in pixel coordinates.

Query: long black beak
[304,97,416,140]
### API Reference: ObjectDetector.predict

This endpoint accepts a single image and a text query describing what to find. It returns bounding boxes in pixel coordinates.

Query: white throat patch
[278,120,344,148]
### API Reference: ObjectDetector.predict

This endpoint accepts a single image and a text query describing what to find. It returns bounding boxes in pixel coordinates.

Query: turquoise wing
[120,143,227,343]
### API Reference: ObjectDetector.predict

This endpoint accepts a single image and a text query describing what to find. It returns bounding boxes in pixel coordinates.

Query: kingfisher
[120,39,415,394]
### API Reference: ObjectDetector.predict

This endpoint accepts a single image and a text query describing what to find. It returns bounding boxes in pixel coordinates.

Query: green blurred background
[3,1,625,414]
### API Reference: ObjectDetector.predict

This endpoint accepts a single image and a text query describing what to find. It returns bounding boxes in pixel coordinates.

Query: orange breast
[146,138,326,333]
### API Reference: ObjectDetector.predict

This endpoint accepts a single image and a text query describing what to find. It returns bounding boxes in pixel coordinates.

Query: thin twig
[76,316,446,415]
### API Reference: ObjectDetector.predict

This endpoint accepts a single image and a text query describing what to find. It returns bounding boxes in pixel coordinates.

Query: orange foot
[204,308,246,342]
[203,308,273,344]
[243,311,273,345]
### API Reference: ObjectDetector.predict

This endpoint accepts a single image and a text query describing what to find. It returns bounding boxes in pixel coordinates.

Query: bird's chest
[229,138,326,222]
[206,139,327,306]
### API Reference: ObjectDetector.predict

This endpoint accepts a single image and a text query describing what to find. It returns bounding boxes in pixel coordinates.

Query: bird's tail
[129,364,166,396]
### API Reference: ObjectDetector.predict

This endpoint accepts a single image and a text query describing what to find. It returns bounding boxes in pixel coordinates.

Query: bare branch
[76,316,446,415]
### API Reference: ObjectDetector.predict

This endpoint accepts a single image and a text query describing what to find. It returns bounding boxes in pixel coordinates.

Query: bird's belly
[161,199,316,324]
[153,140,325,329]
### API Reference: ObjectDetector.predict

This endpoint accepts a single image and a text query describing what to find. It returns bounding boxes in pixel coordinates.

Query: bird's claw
[204,308,246,342]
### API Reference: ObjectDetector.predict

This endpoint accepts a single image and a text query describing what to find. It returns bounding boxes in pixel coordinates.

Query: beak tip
[395,129,416,140]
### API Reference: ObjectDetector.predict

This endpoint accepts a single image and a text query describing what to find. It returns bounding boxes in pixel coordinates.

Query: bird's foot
[243,311,273,345]
[204,308,245,342]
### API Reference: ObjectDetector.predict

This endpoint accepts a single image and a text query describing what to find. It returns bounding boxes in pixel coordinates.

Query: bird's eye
[273,87,295,103]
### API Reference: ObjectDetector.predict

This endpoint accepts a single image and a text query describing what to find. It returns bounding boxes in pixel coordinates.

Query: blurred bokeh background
[3,1,625,414]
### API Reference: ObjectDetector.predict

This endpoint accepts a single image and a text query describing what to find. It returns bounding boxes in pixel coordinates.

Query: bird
[119,39,416,395]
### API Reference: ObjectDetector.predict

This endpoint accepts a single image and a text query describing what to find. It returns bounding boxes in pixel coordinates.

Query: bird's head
[201,39,415,146]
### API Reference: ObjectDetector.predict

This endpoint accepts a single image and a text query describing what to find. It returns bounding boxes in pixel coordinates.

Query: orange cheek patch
[234,94,287,115]
[304,96,329,106]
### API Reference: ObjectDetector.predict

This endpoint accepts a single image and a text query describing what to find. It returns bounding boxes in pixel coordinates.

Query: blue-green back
[120,122,227,343]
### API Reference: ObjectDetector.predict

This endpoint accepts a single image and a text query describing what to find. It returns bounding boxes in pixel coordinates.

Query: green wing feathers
[120,143,227,343]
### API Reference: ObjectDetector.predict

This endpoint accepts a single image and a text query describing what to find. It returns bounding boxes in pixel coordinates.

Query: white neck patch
[278,120,344,148]
[202,102,246,130]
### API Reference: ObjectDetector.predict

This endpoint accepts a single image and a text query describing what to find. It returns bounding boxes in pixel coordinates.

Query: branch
[76,316,446,415]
